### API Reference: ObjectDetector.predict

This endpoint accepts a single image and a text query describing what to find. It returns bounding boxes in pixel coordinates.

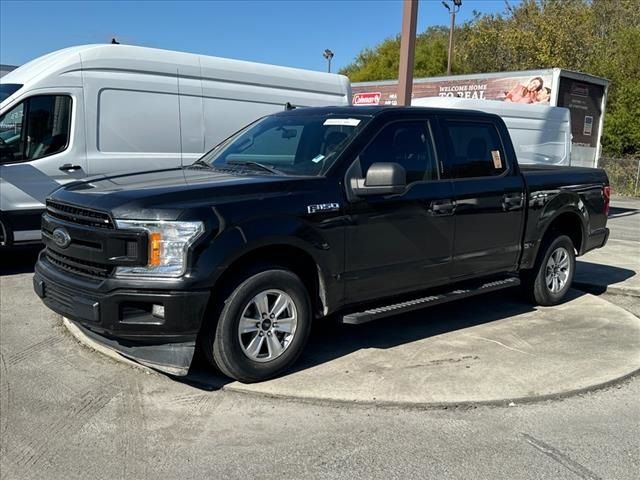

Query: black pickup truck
[34,106,610,382]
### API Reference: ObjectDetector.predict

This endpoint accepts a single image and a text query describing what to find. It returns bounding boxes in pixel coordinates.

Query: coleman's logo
[52,228,71,249]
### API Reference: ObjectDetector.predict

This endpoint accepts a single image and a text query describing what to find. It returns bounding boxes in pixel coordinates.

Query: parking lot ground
[575,196,640,297]
[1,201,639,479]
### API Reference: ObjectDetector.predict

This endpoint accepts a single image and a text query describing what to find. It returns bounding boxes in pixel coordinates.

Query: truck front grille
[46,249,114,279]
[46,200,114,229]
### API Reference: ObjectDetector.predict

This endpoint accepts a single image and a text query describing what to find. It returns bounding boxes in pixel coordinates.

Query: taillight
[603,185,611,217]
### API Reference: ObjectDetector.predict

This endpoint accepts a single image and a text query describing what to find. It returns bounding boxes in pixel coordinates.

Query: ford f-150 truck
[33,106,610,382]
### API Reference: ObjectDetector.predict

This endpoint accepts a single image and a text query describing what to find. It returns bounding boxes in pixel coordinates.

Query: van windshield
[199,113,370,176]
[0,84,23,103]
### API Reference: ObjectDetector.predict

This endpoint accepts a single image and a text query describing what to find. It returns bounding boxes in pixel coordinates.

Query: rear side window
[0,95,72,163]
[444,120,507,179]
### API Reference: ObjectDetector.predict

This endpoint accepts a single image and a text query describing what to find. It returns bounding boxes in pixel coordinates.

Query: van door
[0,90,86,242]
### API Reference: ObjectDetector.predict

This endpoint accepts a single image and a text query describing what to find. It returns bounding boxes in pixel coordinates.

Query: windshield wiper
[188,159,214,169]
[226,160,284,175]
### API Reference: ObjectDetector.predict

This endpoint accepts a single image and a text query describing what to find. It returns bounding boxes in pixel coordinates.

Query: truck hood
[51,167,320,220]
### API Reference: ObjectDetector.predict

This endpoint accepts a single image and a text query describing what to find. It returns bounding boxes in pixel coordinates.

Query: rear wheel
[201,268,312,383]
[521,234,575,306]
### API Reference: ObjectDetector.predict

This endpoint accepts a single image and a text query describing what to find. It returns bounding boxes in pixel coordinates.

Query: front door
[343,119,455,303]
[0,90,86,242]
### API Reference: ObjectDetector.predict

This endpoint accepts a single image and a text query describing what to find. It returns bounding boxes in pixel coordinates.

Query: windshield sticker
[312,154,325,164]
[491,150,502,169]
[323,118,361,127]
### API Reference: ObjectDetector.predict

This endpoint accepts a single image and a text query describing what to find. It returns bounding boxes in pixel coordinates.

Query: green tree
[341,0,640,155]
[339,27,449,81]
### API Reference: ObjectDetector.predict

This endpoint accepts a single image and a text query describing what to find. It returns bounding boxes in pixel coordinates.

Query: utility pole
[397,0,418,106]
[323,49,334,73]
[442,0,462,75]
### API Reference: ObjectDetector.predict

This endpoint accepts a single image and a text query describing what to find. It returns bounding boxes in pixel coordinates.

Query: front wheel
[202,268,312,383]
[521,235,576,306]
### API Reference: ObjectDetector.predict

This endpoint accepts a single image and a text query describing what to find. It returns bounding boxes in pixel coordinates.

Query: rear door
[439,115,525,279]
[344,117,455,302]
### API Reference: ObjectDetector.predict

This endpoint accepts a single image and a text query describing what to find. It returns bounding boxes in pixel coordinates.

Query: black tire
[201,268,312,383]
[521,234,576,306]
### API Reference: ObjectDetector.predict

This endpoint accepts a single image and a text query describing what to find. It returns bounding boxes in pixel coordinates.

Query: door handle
[428,199,456,216]
[59,163,81,172]
[502,193,523,211]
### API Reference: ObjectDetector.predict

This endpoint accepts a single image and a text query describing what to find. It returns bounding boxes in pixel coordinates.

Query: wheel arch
[210,242,330,319]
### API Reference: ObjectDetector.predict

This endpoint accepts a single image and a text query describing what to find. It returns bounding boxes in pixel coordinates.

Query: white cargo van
[411,97,572,167]
[0,44,351,246]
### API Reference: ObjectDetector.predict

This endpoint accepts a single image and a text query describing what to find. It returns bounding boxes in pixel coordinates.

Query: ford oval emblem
[52,228,71,249]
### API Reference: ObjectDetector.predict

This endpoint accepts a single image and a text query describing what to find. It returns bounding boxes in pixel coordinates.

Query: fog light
[152,304,165,319]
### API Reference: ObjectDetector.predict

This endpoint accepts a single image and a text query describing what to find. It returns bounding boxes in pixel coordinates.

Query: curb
[222,368,640,410]
[63,318,159,375]
[63,311,640,409]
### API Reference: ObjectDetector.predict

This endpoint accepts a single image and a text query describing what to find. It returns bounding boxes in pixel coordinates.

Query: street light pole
[323,49,334,73]
[397,0,419,106]
[442,0,462,75]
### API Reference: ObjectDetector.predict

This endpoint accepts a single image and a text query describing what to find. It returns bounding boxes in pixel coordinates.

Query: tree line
[339,0,639,156]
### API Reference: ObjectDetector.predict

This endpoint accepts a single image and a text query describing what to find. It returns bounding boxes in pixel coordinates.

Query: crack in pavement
[521,433,603,480]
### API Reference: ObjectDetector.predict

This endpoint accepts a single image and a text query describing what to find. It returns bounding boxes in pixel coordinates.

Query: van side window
[0,95,72,163]
[444,121,507,178]
[358,121,439,184]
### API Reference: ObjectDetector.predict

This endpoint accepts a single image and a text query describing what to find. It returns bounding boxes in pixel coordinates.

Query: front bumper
[34,254,210,375]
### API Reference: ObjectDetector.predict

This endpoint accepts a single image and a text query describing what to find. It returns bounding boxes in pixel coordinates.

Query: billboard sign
[352,74,554,106]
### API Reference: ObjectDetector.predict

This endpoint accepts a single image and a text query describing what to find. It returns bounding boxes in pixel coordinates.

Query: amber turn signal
[148,232,162,266]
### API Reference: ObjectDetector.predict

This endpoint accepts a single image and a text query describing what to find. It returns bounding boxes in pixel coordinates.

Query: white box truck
[0,44,352,246]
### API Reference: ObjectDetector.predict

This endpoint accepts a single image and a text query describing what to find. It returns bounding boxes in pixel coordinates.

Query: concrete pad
[65,290,640,407]
[576,239,640,297]
[224,291,640,406]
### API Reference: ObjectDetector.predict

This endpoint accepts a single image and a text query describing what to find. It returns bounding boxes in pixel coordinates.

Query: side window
[0,102,25,162]
[444,121,507,178]
[25,96,72,160]
[358,121,439,184]
[0,95,71,164]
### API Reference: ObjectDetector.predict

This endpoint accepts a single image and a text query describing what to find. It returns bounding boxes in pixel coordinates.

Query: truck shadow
[0,246,41,276]
[574,260,636,294]
[180,286,596,391]
[608,206,639,219]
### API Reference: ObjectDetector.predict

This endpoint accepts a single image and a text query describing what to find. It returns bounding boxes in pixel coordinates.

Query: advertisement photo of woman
[505,76,546,104]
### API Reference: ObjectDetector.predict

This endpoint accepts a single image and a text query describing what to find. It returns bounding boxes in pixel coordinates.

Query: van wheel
[521,235,576,306]
[202,268,312,383]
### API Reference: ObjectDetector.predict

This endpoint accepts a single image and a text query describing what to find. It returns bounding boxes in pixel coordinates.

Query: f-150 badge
[307,203,340,214]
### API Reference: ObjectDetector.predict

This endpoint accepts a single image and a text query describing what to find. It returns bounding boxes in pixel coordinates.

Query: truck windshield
[0,84,23,103]
[200,113,370,176]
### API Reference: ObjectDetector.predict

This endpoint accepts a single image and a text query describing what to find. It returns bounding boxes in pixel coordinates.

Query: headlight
[115,220,204,278]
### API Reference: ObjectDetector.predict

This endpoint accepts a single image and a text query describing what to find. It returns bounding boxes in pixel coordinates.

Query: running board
[341,276,520,325]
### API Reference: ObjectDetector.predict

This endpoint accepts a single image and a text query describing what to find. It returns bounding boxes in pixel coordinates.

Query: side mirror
[351,162,406,196]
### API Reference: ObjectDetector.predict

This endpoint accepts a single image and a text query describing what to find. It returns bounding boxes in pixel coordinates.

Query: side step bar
[341,276,520,325]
